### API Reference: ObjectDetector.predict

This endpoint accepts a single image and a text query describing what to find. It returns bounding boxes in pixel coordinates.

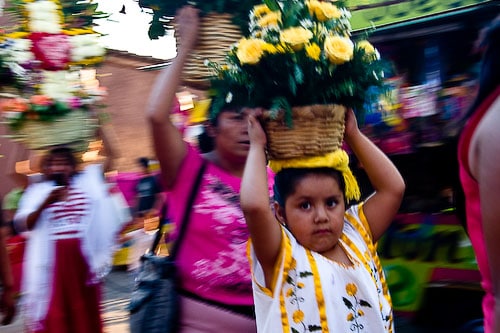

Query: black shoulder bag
[129,161,207,333]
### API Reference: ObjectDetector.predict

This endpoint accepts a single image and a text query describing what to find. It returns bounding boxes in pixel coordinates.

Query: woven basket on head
[175,13,242,90]
[263,104,347,160]
[10,110,99,152]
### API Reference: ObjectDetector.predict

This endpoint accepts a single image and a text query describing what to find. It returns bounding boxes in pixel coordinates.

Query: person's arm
[0,204,15,325]
[146,6,200,189]
[469,98,500,333]
[240,112,282,288]
[343,109,405,242]
[99,122,120,173]
[22,187,66,231]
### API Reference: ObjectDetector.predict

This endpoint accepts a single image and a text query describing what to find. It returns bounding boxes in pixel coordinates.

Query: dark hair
[273,167,346,207]
[463,16,500,120]
[137,157,149,169]
[47,147,78,170]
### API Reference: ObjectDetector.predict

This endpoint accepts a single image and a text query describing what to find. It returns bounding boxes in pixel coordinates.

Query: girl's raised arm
[241,114,282,288]
[343,109,405,242]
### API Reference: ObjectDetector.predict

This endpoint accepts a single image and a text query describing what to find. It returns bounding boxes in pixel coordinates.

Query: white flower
[40,70,79,99]
[26,1,61,33]
[70,34,105,61]
[29,20,61,33]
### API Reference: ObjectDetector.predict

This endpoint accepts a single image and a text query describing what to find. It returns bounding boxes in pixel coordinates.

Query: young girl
[241,109,405,332]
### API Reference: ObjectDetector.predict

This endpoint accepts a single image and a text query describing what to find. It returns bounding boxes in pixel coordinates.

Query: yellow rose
[253,4,271,18]
[308,0,342,21]
[357,40,379,62]
[324,35,353,64]
[297,282,305,289]
[305,43,321,61]
[292,310,304,323]
[286,288,294,297]
[280,27,313,51]
[236,38,268,65]
[257,11,281,28]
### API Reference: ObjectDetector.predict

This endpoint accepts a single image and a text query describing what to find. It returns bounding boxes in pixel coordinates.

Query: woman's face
[277,173,346,255]
[212,109,252,163]
[46,156,75,185]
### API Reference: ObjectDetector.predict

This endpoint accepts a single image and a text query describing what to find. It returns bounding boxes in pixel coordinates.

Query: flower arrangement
[136,0,261,39]
[207,0,386,123]
[0,0,107,140]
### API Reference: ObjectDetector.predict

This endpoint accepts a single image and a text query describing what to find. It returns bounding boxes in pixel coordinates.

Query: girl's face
[276,173,346,255]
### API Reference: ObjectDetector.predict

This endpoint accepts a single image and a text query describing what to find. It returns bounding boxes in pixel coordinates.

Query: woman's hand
[176,6,200,54]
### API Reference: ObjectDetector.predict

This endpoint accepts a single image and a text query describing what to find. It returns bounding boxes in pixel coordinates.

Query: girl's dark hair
[273,167,346,206]
[47,147,78,170]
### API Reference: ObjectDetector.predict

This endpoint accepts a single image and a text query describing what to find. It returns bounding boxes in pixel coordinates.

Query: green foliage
[136,0,262,39]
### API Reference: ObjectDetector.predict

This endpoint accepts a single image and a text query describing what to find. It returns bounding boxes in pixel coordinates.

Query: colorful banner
[349,0,494,31]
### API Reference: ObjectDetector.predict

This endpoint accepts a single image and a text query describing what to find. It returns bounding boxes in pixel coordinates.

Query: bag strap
[150,160,207,258]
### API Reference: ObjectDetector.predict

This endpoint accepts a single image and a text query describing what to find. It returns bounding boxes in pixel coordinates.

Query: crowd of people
[1,5,499,333]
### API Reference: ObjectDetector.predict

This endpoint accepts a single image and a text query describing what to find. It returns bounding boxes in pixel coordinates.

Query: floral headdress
[0,0,108,131]
[207,0,386,124]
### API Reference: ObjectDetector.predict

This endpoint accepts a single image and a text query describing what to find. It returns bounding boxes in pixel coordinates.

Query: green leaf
[342,297,353,309]
[264,0,280,12]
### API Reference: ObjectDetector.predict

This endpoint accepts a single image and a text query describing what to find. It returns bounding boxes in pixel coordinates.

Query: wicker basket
[175,13,242,89]
[263,104,347,160]
[8,110,99,152]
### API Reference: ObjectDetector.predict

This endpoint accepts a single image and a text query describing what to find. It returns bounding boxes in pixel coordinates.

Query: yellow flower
[358,309,365,316]
[297,282,305,289]
[257,11,281,28]
[286,288,294,297]
[357,40,375,54]
[236,38,268,65]
[264,43,287,55]
[324,35,353,64]
[292,310,304,323]
[346,283,358,296]
[253,4,272,18]
[357,40,379,62]
[280,27,313,51]
[347,313,354,321]
[307,0,342,21]
[305,43,321,61]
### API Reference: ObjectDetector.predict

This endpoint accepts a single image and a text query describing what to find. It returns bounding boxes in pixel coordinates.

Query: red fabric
[35,238,103,333]
[458,86,500,333]
[6,235,26,295]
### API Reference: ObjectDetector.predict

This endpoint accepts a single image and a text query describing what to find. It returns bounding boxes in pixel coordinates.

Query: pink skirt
[178,295,257,333]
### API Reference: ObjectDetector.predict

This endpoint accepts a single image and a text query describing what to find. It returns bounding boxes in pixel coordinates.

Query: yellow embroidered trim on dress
[247,239,273,297]
[268,149,361,202]
[306,249,329,332]
[280,229,293,333]
[344,206,394,331]
[357,202,373,240]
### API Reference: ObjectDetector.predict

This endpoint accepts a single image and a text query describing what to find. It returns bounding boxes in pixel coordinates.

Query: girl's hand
[343,108,360,142]
[247,109,266,147]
